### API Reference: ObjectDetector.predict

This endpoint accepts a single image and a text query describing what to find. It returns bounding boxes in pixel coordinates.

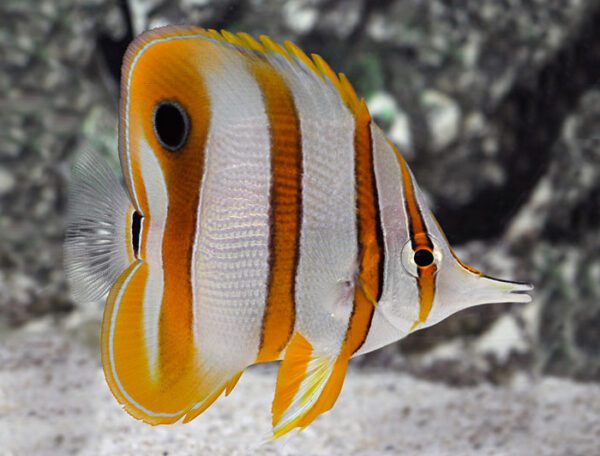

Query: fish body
[65,26,532,438]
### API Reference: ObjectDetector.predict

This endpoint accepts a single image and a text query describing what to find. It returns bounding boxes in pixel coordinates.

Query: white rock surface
[1,329,599,456]
[421,90,461,152]
[0,167,15,195]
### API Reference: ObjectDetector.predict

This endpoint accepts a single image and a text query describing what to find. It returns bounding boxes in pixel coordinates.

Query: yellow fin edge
[131,25,368,118]
[271,333,349,439]
[181,370,244,423]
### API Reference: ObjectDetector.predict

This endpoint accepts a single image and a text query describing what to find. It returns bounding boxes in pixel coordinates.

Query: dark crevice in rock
[212,0,248,30]
[544,186,600,242]
[349,0,395,41]
[97,0,134,85]
[434,4,600,244]
[96,0,248,89]
[574,309,600,356]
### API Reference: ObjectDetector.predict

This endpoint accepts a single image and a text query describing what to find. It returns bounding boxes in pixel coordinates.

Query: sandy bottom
[1,328,599,456]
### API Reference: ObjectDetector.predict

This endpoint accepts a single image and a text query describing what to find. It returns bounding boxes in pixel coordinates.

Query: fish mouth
[477,274,534,304]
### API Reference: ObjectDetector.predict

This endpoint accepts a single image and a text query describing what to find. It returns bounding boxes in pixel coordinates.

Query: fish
[64,25,533,438]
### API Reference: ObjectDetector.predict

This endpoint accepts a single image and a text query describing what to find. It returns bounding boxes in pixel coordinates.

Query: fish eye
[413,249,434,268]
[153,100,190,151]
[401,239,441,278]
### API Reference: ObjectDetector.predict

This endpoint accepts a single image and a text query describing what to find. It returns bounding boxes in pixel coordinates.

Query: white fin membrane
[64,147,134,303]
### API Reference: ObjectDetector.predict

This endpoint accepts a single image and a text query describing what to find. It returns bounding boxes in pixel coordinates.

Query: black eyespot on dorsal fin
[153,100,190,151]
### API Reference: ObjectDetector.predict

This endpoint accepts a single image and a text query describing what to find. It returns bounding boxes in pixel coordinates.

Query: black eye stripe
[153,100,190,152]
[414,248,434,268]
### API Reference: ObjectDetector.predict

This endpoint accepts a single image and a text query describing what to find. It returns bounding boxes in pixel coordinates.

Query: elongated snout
[467,275,533,306]
[423,260,534,329]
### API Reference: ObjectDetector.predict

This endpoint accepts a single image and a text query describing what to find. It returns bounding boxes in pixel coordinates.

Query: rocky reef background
[1,1,600,453]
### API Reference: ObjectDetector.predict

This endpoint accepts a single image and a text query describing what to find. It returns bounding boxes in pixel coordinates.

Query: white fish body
[65,26,532,438]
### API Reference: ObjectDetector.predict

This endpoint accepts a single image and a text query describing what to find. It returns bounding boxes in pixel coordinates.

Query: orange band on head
[124,34,216,381]
[395,144,437,326]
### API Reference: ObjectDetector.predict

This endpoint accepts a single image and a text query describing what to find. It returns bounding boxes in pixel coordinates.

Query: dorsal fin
[125,26,370,121]
[226,29,368,119]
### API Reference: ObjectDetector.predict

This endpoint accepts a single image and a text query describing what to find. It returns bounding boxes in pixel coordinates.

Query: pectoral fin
[271,333,349,438]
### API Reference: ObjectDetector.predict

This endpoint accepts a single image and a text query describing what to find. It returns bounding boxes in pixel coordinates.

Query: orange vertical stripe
[346,101,383,355]
[118,25,203,202]
[397,153,432,250]
[395,146,437,325]
[125,37,214,381]
[251,57,301,363]
[102,261,208,423]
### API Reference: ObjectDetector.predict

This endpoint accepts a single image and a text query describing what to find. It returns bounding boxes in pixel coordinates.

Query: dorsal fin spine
[259,35,290,59]
[237,32,265,52]
[311,53,341,89]
[220,29,243,47]
[206,28,223,41]
[283,40,321,78]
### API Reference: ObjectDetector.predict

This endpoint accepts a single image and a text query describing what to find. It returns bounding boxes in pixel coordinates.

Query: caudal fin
[64,147,135,303]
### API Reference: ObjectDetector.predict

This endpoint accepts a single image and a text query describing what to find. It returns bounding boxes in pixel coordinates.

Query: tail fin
[64,147,135,303]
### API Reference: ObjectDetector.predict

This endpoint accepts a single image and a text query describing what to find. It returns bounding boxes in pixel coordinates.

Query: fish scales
[64,26,534,438]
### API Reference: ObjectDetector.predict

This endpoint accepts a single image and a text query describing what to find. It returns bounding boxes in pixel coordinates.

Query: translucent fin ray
[64,147,134,303]
[271,333,349,439]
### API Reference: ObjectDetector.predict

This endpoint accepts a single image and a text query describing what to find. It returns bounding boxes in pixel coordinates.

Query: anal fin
[225,371,243,396]
[181,370,245,423]
[271,333,349,439]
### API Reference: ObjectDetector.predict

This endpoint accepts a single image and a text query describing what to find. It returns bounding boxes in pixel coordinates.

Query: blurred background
[1,0,599,454]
